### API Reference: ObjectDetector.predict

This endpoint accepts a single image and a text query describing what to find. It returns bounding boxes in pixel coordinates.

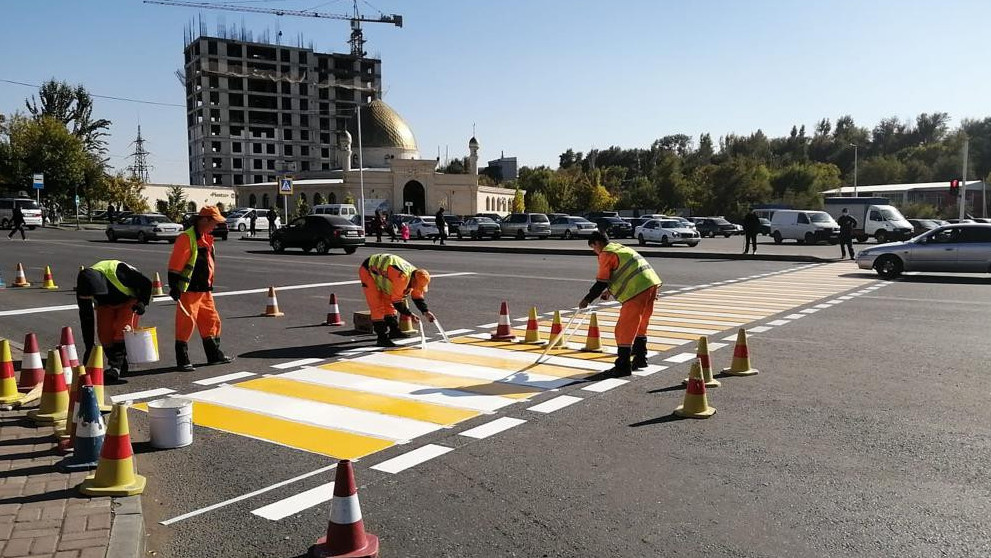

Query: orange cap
[198,206,224,222]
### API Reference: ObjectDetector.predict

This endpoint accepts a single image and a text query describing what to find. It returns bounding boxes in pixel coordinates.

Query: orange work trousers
[96,301,139,346]
[359,266,398,321]
[176,291,222,342]
[614,285,658,347]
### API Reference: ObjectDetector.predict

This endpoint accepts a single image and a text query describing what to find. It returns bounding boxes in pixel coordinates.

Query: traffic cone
[27,349,69,425]
[151,272,165,297]
[59,364,88,452]
[674,360,716,419]
[58,345,73,387]
[310,460,379,558]
[325,293,345,326]
[721,328,759,377]
[60,326,80,368]
[0,339,24,405]
[683,336,720,388]
[41,265,59,289]
[261,286,285,317]
[85,346,111,412]
[63,384,105,471]
[583,312,602,352]
[490,301,516,341]
[11,263,30,287]
[77,403,146,496]
[523,307,542,344]
[398,303,417,335]
[548,311,564,348]
[17,333,44,391]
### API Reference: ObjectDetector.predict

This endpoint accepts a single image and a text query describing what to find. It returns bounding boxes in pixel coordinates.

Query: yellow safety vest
[176,228,199,293]
[367,254,415,293]
[90,260,137,298]
[602,243,661,302]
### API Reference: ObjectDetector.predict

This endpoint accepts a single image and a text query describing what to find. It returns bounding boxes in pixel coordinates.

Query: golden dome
[348,99,417,151]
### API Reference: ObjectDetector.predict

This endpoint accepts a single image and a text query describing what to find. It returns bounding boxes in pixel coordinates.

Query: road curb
[107,495,145,558]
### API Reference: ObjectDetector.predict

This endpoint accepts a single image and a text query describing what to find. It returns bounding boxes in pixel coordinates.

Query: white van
[770,210,840,244]
[311,204,358,218]
[0,197,44,229]
[225,208,280,232]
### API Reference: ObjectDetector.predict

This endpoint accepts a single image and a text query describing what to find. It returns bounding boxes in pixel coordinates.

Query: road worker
[579,231,662,377]
[76,261,153,382]
[359,254,435,347]
[168,206,234,371]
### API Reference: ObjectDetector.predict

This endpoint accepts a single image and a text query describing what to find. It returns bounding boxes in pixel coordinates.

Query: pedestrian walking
[249,210,257,237]
[387,212,397,242]
[579,231,662,377]
[434,207,448,245]
[168,206,234,372]
[742,210,760,254]
[76,260,153,382]
[400,222,410,243]
[266,207,277,236]
[106,203,116,223]
[7,205,27,240]
[358,253,435,347]
[837,208,857,260]
[373,210,383,243]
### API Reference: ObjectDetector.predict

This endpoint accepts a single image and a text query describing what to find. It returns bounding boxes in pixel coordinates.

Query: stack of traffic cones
[548,311,564,348]
[674,360,716,419]
[325,293,345,326]
[583,312,602,352]
[684,336,720,388]
[151,272,165,297]
[27,349,69,425]
[523,307,542,344]
[0,339,24,406]
[490,301,516,341]
[85,346,111,412]
[41,266,59,289]
[721,329,759,376]
[17,333,44,391]
[309,460,379,558]
[63,384,105,471]
[261,286,285,317]
[11,263,30,287]
[77,403,146,496]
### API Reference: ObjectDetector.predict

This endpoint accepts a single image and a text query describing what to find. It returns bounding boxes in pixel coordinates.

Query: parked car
[269,215,364,254]
[409,216,440,239]
[624,217,651,231]
[770,210,840,244]
[693,217,739,238]
[547,213,569,221]
[594,217,633,238]
[474,212,504,223]
[670,216,696,229]
[501,213,552,239]
[857,224,991,279]
[585,211,620,221]
[550,216,597,239]
[907,218,942,236]
[758,218,772,236]
[182,212,229,240]
[0,197,43,229]
[226,208,280,232]
[636,219,701,247]
[311,204,358,218]
[106,214,182,243]
[459,216,502,239]
[443,215,463,236]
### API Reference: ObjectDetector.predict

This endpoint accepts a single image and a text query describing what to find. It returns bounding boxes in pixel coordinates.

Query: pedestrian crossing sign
[279,176,293,196]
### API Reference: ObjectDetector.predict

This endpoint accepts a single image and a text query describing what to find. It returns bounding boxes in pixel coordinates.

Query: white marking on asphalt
[826,299,844,304]
[656,308,765,320]
[800,308,820,314]
[838,296,854,300]
[581,378,628,393]
[748,326,773,333]
[423,341,612,372]
[444,328,473,336]
[513,317,529,322]
[371,444,452,474]
[392,337,429,346]
[478,322,498,329]
[766,319,791,326]
[632,364,667,377]
[784,314,805,319]
[664,353,697,364]
[251,482,335,521]
[813,304,832,309]
[110,388,175,404]
[722,334,740,342]
[459,417,526,439]
[706,342,728,351]
[357,352,579,389]
[528,395,583,413]
[271,358,325,370]
[193,371,256,386]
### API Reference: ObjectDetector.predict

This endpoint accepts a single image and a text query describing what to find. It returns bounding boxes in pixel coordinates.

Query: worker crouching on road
[579,231,662,377]
[76,261,153,382]
[168,206,234,372]
[359,254,435,347]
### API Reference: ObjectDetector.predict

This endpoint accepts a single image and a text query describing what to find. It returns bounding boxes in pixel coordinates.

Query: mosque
[232,98,518,217]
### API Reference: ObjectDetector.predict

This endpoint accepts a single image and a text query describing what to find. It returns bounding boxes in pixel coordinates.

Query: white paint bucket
[147,398,193,449]
[124,326,160,364]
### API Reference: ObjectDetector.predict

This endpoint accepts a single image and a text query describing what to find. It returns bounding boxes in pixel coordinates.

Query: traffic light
[950,179,960,195]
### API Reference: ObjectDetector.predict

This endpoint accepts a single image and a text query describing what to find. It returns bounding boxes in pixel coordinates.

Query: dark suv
[595,217,633,238]
[693,217,738,238]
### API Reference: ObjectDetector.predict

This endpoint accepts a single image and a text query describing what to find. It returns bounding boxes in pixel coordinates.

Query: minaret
[339,130,353,172]
[468,135,479,177]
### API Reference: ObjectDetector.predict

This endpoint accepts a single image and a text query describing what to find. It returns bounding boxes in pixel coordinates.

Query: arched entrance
[403,180,425,215]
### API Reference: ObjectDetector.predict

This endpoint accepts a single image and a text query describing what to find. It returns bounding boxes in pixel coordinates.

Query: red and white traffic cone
[17,333,44,391]
[325,293,345,326]
[261,286,285,317]
[11,263,30,287]
[151,272,165,297]
[310,460,379,558]
[490,301,516,341]
[60,326,80,368]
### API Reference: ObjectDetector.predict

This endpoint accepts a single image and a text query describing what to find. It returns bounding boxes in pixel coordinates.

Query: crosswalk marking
[318,361,541,399]
[251,482,334,521]
[110,388,175,404]
[194,371,256,386]
[356,352,582,389]
[271,358,325,370]
[581,378,628,393]
[459,417,526,439]
[424,341,612,371]
[528,395,583,413]
[372,444,453,474]
[391,346,597,379]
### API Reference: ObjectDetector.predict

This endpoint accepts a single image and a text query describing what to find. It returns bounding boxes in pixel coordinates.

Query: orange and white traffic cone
[27,349,69,425]
[41,265,59,289]
[77,403,146,496]
[59,364,88,452]
[85,346,111,412]
[60,326,80,369]
[151,272,165,297]
[17,333,44,391]
[722,328,759,376]
[310,460,379,558]
[683,336,720,388]
[490,301,516,341]
[583,312,603,352]
[11,263,30,287]
[0,339,24,405]
[261,286,285,317]
[523,307,542,344]
[674,359,716,419]
[548,310,564,348]
[325,293,345,326]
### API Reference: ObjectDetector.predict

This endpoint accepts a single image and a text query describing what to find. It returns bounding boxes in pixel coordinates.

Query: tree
[313,192,325,205]
[439,158,467,174]
[512,187,525,213]
[97,173,147,213]
[344,192,356,205]
[526,191,550,214]
[159,185,186,222]
[294,196,311,219]
[1,114,88,201]
[25,80,111,155]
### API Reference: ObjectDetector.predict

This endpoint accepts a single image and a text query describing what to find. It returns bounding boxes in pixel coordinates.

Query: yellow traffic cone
[261,286,285,317]
[77,403,146,496]
[85,345,112,412]
[27,349,69,425]
[722,328,759,376]
[398,303,417,335]
[0,339,25,405]
[548,310,564,348]
[683,336,720,387]
[674,360,716,419]
[523,307,542,344]
[41,266,59,289]
[583,312,602,352]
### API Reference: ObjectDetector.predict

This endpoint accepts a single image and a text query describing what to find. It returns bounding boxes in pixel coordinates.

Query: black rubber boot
[385,315,407,339]
[203,337,235,365]
[374,321,398,348]
[631,336,648,370]
[105,342,128,383]
[175,341,195,372]
[604,346,633,378]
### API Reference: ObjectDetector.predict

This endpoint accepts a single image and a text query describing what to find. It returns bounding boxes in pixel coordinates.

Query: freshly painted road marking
[251,482,335,521]
[784,314,805,319]
[528,395,583,413]
[748,326,773,333]
[429,341,611,371]
[722,334,740,342]
[357,352,579,390]
[193,371,257,386]
[800,308,820,314]
[478,322,498,329]
[766,319,791,326]
[664,353,697,364]
[444,328,474,336]
[706,342,728,351]
[459,417,526,439]
[271,358,326,370]
[813,304,832,309]
[371,444,453,474]
[110,388,175,403]
[318,360,542,399]
[581,378,628,393]
[838,296,854,300]
[632,364,667,377]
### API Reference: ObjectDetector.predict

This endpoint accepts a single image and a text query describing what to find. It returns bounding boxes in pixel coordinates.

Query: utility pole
[849,143,859,197]
[960,135,969,220]
[127,125,152,183]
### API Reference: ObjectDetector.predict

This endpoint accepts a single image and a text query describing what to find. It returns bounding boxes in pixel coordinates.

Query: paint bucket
[147,398,193,449]
[123,326,159,364]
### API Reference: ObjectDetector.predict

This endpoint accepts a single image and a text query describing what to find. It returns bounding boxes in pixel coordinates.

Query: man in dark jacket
[434,207,447,245]
[837,208,857,260]
[7,205,27,240]
[266,207,277,236]
[742,210,761,254]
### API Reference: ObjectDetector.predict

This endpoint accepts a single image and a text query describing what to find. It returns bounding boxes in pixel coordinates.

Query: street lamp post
[849,143,859,197]
[356,102,366,229]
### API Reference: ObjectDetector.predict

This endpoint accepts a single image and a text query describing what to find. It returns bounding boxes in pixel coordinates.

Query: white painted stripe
[632,364,666,377]
[706,342,728,351]
[477,322,498,329]
[424,341,613,372]
[800,308,820,314]
[344,346,382,353]
[356,352,579,389]
[722,334,740,342]
[527,325,690,347]
[445,328,474,336]
[282,367,516,413]
[330,493,362,525]
[664,353,697,364]
[194,371,256,386]
[650,308,765,320]
[592,320,718,335]
[528,395,583,413]
[827,299,844,304]
[459,417,526,439]
[110,388,175,404]
[838,296,854,300]
[371,444,453,474]
[748,326,772,333]
[392,336,428,346]
[581,378,628,393]
[784,314,805,320]
[595,312,743,327]
[251,482,335,521]
[271,358,325,370]
[813,304,832,309]
[513,317,529,322]
[183,385,442,442]
[766,320,791,326]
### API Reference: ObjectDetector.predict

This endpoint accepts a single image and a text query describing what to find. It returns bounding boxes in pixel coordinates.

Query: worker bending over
[76,260,153,382]
[579,231,662,377]
[359,253,435,347]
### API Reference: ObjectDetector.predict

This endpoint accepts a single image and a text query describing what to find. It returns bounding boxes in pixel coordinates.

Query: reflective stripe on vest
[602,243,661,302]
[367,254,415,294]
[90,260,137,298]
[177,228,199,293]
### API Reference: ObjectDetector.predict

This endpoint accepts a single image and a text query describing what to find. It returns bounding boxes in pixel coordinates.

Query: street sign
[32,173,44,190]
[279,176,293,196]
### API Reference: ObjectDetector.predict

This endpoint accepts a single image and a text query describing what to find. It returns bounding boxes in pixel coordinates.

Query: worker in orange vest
[359,254,435,347]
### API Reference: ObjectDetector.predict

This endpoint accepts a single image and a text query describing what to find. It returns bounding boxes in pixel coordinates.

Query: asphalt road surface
[2,227,989,558]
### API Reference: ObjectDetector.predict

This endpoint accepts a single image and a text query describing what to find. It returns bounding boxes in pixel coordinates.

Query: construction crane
[144,0,402,57]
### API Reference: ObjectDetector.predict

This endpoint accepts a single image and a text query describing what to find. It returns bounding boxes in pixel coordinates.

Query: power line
[0,78,184,108]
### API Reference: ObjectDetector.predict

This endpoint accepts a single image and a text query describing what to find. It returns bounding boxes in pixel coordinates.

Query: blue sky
[1,0,989,184]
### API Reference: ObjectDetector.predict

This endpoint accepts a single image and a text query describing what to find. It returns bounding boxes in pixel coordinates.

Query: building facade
[822,181,988,215]
[142,184,236,213]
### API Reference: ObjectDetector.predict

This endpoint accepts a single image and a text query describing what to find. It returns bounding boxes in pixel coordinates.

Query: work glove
[423,311,436,323]
[132,302,146,316]
[169,288,181,302]
[578,297,592,309]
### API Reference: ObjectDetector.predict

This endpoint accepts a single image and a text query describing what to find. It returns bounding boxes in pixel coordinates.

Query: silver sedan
[856,223,991,278]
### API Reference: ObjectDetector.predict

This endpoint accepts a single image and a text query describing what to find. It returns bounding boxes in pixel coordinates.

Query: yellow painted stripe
[452,337,619,360]
[591,317,729,330]
[519,328,676,349]
[595,310,745,327]
[676,293,808,305]
[318,361,539,399]
[391,347,594,379]
[237,377,478,426]
[656,303,770,316]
